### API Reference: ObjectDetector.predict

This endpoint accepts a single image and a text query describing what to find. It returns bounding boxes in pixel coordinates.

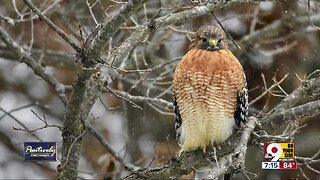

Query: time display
[262,162,297,169]
[262,162,279,169]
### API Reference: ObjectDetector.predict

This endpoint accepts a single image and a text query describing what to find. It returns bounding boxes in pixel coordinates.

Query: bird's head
[190,26,228,51]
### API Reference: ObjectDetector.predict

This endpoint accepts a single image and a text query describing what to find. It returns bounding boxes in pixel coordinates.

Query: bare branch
[208,117,257,179]
[239,14,320,50]
[86,0,148,59]
[86,124,140,171]
[307,0,320,30]
[111,1,247,66]
[57,79,99,179]
[111,89,174,110]
[23,0,82,52]
[0,27,68,106]
[85,0,99,26]
[124,73,320,179]
[122,117,257,179]
[299,166,311,180]
[12,110,62,132]
[261,99,320,130]
[0,107,43,142]
[266,75,320,116]
[0,46,78,69]
[2,1,320,179]
[249,73,289,106]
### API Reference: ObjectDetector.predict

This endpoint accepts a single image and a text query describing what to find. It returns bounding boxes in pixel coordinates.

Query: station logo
[262,142,297,169]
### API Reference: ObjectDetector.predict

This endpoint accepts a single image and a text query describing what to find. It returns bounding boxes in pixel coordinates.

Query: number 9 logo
[266,143,282,161]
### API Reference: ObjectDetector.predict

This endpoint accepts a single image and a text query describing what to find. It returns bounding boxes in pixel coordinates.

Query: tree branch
[122,117,257,179]
[110,89,174,110]
[238,14,320,52]
[23,0,82,52]
[0,46,79,70]
[266,75,320,116]
[85,0,148,59]
[123,75,320,179]
[111,0,248,67]
[261,99,320,130]
[86,124,139,172]
[0,27,68,106]
[54,0,150,178]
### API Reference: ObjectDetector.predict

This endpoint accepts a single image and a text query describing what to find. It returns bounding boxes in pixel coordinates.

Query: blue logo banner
[24,142,57,161]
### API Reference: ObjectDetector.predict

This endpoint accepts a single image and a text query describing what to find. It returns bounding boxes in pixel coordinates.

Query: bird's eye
[217,38,222,43]
[202,38,207,43]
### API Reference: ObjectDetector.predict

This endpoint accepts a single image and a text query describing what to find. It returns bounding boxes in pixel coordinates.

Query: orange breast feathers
[172,48,245,152]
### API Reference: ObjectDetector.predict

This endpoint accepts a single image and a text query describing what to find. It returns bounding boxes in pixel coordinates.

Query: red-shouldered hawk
[173,26,248,153]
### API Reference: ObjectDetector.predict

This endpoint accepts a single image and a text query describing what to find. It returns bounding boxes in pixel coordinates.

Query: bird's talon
[203,146,207,155]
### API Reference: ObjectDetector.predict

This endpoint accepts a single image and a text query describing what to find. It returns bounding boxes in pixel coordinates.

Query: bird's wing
[234,81,249,127]
[174,96,183,147]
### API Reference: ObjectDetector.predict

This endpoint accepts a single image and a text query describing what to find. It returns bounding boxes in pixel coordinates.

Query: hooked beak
[208,39,219,51]
[209,39,217,46]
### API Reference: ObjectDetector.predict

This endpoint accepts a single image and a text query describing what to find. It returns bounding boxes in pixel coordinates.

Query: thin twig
[104,87,143,110]
[12,110,63,132]
[86,0,99,26]
[28,15,34,54]
[298,166,310,180]
[86,124,139,171]
[249,73,289,106]
[0,103,35,120]
[308,0,320,30]
[23,0,82,52]
[111,89,174,110]
[249,6,260,34]
[0,107,43,142]
[65,130,86,167]
[212,12,241,49]
[0,27,68,106]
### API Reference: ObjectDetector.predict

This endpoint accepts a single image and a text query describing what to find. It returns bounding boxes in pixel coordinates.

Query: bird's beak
[209,39,217,46]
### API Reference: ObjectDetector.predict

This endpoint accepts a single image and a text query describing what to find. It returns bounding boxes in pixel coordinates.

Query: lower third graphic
[24,142,57,161]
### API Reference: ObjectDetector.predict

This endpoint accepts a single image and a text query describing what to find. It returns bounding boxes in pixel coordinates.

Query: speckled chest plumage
[173,48,246,152]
